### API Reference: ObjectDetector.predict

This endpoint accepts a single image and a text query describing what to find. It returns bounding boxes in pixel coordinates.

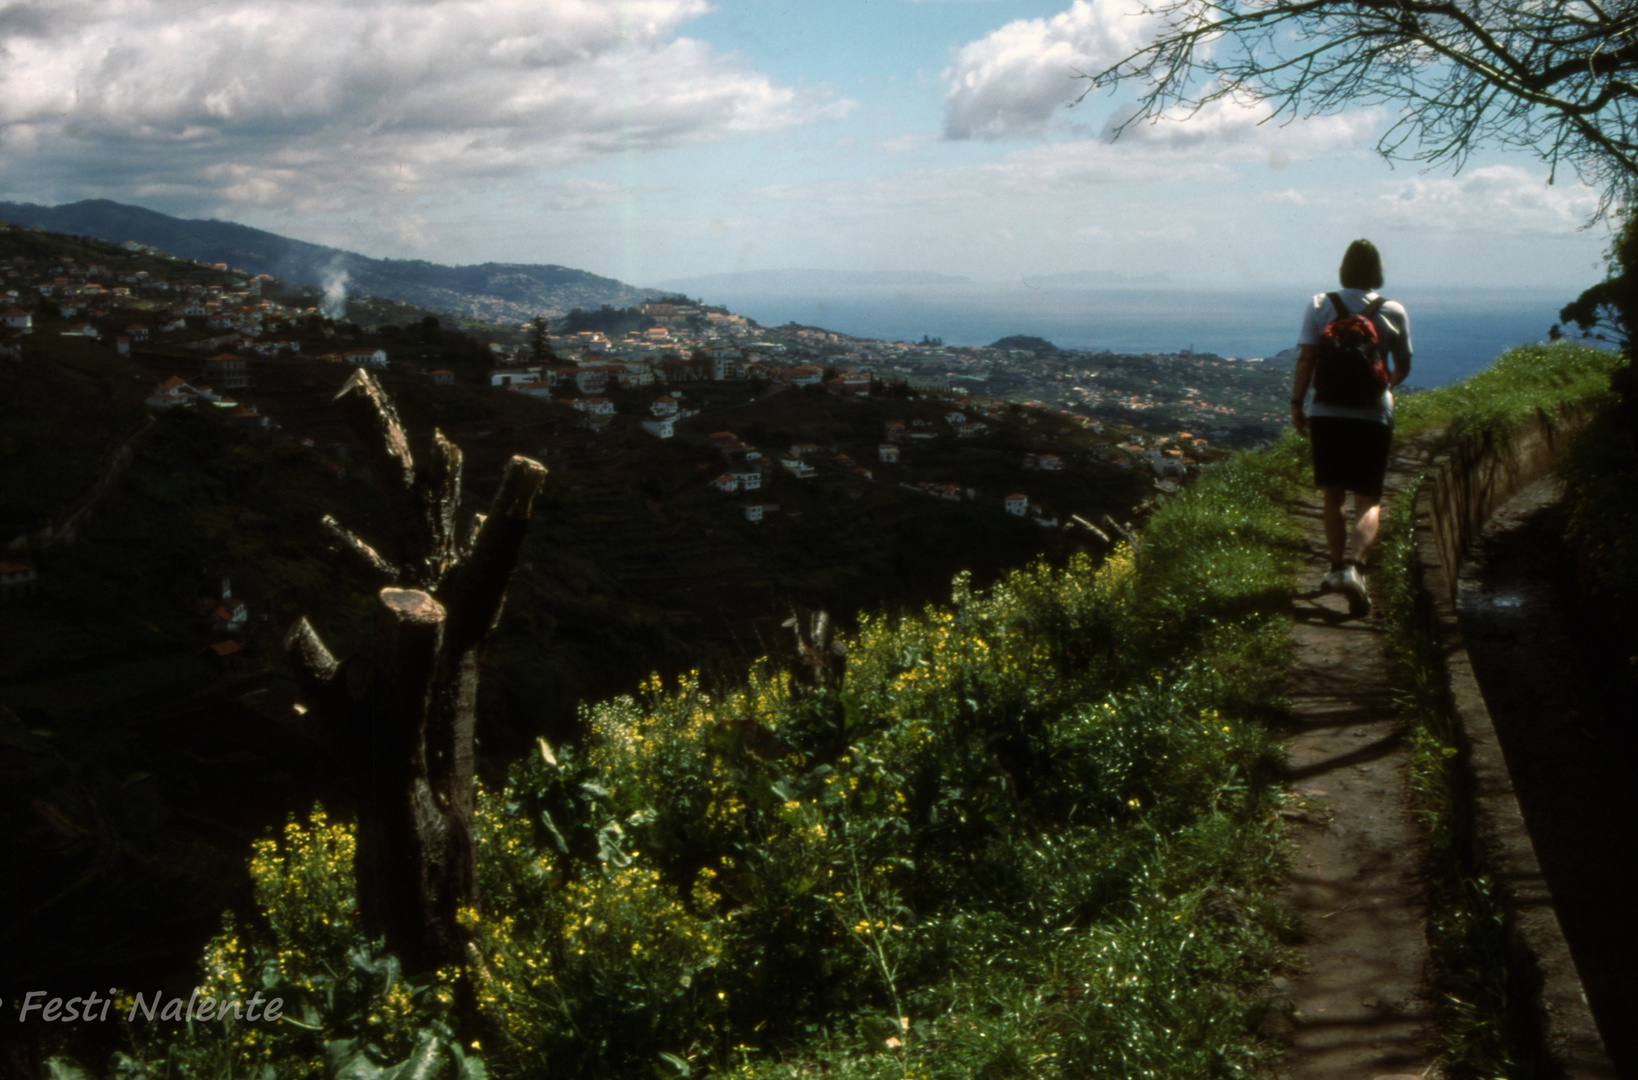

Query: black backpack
[1312,292,1391,408]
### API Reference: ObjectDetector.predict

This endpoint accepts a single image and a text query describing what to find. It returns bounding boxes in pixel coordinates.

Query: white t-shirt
[1296,289,1412,424]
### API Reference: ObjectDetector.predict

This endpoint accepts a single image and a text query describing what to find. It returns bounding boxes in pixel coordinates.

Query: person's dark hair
[1339,239,1384,290]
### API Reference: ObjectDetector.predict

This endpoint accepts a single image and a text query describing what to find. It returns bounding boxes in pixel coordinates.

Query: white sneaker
[1341,563,1371,616]
[1322,566,1347,593]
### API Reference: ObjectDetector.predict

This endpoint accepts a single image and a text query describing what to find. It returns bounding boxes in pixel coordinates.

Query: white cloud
[1102,97,1377,154]
[942,0,1158,140]
[541,179,632,212]
[0,0,840,219]
[879,132,936,154]
[1372,165,1599,235]
[942,2,1379,156]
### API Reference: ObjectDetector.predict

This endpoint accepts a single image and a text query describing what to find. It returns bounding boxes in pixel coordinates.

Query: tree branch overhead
[1079,0,1638,210]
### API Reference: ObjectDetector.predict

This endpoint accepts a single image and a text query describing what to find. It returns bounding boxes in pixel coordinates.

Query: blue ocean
[676,280,1602,390]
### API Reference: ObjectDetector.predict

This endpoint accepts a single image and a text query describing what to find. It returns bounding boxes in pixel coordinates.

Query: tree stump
[284,369,546,975]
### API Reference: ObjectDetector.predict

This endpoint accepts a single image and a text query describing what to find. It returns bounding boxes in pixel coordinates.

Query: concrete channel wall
[1410,405,1617,1079]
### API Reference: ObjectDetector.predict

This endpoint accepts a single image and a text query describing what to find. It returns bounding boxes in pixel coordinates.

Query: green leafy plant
[89,410,1316,1080]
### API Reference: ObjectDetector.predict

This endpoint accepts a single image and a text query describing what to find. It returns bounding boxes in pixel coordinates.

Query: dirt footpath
[1275,443,1433,1080]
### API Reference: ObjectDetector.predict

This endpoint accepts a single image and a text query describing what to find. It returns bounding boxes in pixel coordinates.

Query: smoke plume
[320,261,350,321]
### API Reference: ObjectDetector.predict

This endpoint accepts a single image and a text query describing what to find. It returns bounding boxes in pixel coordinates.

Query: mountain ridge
[0,198,665,323]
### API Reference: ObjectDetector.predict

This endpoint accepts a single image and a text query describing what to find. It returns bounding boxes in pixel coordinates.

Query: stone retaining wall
[1411,405,1616,1079]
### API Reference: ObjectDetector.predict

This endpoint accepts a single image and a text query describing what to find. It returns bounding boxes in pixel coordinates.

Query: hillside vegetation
[2,251,1154,1003]
[68,340,1624,1080]
[81,426,1309,1079]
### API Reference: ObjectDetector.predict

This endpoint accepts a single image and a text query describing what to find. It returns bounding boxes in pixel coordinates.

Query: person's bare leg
[1350,494,1381,566]
[1323,486,1347,564]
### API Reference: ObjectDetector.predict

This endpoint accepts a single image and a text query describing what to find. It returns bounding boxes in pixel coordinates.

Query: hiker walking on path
[1290,239,1413,616]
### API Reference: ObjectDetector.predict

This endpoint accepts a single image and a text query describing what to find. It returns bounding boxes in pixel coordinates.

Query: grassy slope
[95,421,1309,1080]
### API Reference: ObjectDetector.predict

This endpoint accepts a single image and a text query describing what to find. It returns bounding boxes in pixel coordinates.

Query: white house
[491,367,542,387]
[346,348,388,368]
[574,396,615,417]
[781,458,816,479]
[1150,454,1186,479]
[573,366,613,395]
[512,381,554,400]
[1037,454,1064,472]
[712,474,738,494]
[145,376,197,409]
[710,349,740,381]
[878,444,900,464]
[1004,493,1029,516]
[730,468,762,491]
[203,352,250,390]
[832,371,871,396]
[641,417,675,439]
[1,307,31,332]
[743,503,765,523]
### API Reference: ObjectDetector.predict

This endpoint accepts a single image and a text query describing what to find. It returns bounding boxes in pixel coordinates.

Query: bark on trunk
[284,369,545,974]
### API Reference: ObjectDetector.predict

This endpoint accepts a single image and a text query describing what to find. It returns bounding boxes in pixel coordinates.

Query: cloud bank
[942,0,1158,140]
[0,0,834,220]
[940,1,1376,155]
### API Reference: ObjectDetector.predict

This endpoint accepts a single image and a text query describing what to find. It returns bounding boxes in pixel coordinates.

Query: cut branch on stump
[284,368,546,976]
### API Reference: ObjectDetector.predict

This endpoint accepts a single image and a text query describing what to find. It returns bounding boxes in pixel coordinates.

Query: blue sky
[0,0,1613,296]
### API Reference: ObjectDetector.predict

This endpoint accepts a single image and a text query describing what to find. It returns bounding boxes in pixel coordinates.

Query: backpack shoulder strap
[1363,294,1398,346]
[1324,292,1348,320]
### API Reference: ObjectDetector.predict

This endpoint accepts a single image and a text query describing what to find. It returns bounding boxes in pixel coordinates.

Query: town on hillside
[0,217,1304,1011]
[2,220,1284,683]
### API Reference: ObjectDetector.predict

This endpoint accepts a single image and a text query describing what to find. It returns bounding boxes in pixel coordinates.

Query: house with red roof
[0,560,39,600]
[210,597,248,632]
[204,353,250,390]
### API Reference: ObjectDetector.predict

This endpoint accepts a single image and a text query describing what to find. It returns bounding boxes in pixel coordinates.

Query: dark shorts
[1310,416,1392,499]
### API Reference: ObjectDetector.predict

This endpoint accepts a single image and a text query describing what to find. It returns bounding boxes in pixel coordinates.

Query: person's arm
[1382,304,1412,386]
[1388,341,1412,387]
[1291,344,1317,435]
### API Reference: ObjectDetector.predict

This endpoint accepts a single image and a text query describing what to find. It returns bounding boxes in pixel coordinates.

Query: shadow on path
[1275,440,1433,1080]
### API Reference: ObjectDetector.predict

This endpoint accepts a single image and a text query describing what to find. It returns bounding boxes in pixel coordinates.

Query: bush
[97,439,1305,1080]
